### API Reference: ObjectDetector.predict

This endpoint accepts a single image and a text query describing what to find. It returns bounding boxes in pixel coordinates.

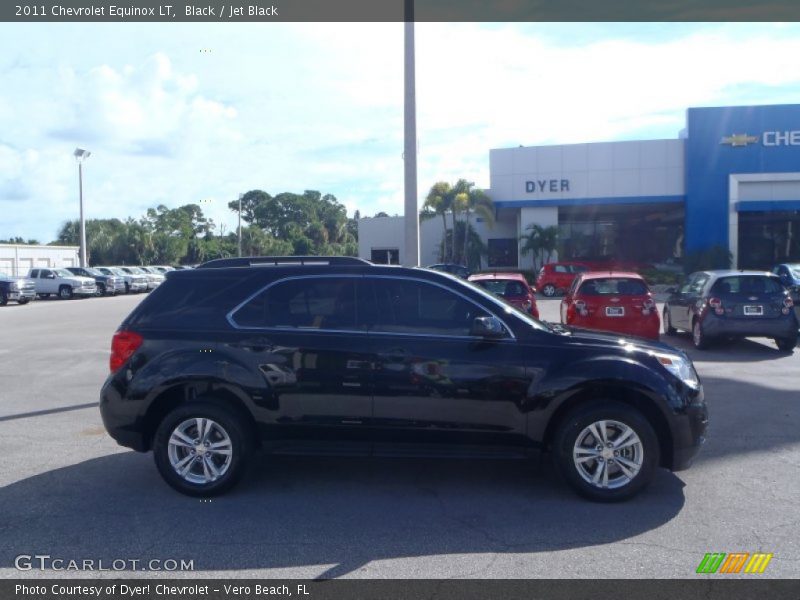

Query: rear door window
[232,277,359,331]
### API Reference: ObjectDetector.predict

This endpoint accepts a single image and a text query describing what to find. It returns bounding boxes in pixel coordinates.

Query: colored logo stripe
[744,553,773,574]
[720,553,749,573]
[697,553,726,574]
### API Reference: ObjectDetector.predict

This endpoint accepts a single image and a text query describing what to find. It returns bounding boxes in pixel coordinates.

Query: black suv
[100,256,707,501]
[664,270,798,351]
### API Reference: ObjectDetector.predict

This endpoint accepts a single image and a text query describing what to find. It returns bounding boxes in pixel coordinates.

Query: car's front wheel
[542,284,557,297]
[153,402,253,497]
[553,401,659,502]
[58,285,73,300]
[17,297,30,305]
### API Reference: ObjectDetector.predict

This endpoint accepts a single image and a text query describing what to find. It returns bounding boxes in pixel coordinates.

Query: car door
[222,275,374,449]
[365,275,532,450]
[39,269,57,294]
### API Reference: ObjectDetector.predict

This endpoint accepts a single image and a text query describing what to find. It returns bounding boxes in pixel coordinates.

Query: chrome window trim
[226,273,517,341]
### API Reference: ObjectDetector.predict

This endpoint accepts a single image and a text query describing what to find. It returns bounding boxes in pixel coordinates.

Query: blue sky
[2,22,800,242]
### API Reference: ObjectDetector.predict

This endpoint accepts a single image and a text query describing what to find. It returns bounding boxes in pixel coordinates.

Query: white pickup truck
[28,267,97,299]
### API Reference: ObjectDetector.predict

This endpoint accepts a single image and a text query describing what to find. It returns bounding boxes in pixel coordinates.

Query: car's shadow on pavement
[0,452,685,578]
[659,332,794,362]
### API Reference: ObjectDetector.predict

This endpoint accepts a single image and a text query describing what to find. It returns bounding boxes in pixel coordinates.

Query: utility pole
[403,0,419,267]
[73,148,91,267]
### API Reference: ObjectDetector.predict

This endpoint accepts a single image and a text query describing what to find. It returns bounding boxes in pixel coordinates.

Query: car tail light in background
[708,297,724,315]
[523,300,532,311]
[110,330,143,373]
[574,300,588,316]
[783,296,794,315]
[642,298,656,315]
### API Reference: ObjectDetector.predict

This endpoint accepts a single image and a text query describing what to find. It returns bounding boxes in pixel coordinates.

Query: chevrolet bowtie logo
[720,133,759,147]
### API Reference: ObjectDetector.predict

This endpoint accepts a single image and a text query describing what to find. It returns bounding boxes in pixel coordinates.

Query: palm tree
[423,182,452,262]
[459,185,494,266]
[520,224,559,271]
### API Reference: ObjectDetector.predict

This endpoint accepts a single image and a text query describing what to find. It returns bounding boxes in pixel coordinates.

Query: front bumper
[669,387,708,471]
[146,280,161,290]
[7,289,36,301]
[702,313,798,339]
[128,281,148,292]
[74,285,97,296]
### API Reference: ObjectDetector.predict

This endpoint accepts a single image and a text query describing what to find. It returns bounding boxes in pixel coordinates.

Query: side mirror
[470,316,506,338]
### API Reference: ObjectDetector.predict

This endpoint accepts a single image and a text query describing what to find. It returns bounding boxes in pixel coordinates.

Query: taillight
[574,299,588,316]
[708,297,724,315]
[642,298,655,315]
[783,296,794,315]
[522,300,532,311]
[110,330,143,373]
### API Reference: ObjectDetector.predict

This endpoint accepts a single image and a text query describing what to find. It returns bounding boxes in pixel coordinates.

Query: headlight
[652,352,700,389]
[10,281,20,290]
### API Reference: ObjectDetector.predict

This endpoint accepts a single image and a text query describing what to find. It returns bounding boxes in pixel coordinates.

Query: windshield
[108,268,126,276]
[456,276,549,332]
[125,267,145,274]
[84,268,102,276]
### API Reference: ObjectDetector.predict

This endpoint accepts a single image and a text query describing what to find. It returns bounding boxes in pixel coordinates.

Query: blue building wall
[685,104,800,254]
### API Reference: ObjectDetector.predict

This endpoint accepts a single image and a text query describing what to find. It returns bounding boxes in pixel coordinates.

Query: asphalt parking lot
[1,294,799,579]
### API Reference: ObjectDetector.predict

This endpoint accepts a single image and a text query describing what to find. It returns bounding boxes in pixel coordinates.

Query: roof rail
[195,256,372,269]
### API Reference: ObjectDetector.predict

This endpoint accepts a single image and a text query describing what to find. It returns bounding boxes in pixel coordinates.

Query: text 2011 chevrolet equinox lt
[100,256,707,501]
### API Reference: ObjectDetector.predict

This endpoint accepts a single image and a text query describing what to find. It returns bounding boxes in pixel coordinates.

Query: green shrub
[683,245,732,274]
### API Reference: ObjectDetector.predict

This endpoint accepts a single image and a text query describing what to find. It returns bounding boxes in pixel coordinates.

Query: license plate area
[743,305,763,316]
[605,306,625,317]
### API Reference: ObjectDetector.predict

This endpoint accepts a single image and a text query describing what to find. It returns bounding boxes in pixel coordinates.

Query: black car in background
[66,266,125,296]
[664,270,797,351]
[0,274,36,305]
[100,256,707,502]
[426,263,471,279]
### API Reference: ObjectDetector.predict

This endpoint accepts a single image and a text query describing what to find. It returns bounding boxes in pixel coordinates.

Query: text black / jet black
[100,256,707,501]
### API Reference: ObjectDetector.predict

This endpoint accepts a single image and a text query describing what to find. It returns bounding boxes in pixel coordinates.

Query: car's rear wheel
[775,336,797,353]
[58,285,73,300]
[692,319,709,349]
[553,401,659,502]
[663,308,677,335]
[153,402,253,497]
[542,284,557,297]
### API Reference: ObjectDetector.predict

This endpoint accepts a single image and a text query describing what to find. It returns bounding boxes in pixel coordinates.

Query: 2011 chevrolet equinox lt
[100,256,707,501]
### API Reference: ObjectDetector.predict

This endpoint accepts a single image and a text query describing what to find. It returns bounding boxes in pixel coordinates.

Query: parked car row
[0,265,194,305]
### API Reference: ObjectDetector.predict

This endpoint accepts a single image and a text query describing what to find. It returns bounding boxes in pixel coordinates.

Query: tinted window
[578,278,648,296]
[554,265,569,273]
[40,269,52,278]
[710,276,784,295]
[689,274,709,294]
[370,278,491,336]
[30,269,38,278]
[474,279,527,297]
[233,277,358,330]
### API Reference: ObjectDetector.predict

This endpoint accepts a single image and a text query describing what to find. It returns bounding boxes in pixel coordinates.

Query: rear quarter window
[126,274,256,329]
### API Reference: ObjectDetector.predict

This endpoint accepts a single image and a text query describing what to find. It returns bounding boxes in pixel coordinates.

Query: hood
[554,324,684,356]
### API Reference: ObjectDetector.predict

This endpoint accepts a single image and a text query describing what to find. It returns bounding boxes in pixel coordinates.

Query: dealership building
[0,244,81,277]
[358,104,800,270]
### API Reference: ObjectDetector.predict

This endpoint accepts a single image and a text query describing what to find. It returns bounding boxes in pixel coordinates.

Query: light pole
[237,193,243,257]
[73,148,91,267]
[403,0,419,267]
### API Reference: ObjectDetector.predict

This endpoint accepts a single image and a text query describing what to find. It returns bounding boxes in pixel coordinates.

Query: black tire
[153,401,253,497]
[663,307,677,335]
[542,284,557,297]
[0,291,7,306]
[96,283,106,297]
[38,293,49,299]
[17,297,30,305]
[58,285,73,300]
[692,319,710,349]
[552,400,659,502]
[775,336,797,353]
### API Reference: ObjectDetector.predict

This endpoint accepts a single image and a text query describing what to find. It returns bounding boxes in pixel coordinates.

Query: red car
[535,262,590,297]
[468,272,539,319]
[560,272,660,340]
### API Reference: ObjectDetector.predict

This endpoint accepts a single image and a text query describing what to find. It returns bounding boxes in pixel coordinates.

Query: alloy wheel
[167,418,233,485]
[572,419,643,490]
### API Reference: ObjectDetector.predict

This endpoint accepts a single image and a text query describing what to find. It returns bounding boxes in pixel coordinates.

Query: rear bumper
[99,377,149,452]
[702,313,798,339]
